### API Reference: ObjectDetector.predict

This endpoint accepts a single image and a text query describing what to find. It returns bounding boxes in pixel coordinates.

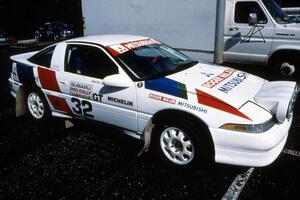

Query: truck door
[56,43,138,132]
[224,0,275,63]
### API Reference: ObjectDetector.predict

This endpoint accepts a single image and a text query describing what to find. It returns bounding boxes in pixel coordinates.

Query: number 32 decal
[71,97,94,118]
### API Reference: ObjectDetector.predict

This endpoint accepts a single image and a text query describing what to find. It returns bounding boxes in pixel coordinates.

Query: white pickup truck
[8,35,298,167]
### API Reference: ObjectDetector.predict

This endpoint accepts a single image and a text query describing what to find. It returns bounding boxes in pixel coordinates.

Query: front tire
[152,117,211,167]
[269,55,299,77]
[26,89,50,121]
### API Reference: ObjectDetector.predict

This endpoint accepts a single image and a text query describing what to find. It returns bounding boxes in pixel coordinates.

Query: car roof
[66,34,150,46]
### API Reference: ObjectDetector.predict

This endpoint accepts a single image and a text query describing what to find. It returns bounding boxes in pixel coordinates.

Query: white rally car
[8,35,298,167]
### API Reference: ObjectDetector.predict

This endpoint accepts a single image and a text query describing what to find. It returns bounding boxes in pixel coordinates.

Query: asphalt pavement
[0,44,299,200]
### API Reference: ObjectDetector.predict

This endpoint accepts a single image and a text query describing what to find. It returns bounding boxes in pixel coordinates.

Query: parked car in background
[34,21,75,42]
[0,28,9,47]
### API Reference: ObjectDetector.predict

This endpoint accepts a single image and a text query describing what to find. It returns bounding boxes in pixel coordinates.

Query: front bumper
[210,116,293,167]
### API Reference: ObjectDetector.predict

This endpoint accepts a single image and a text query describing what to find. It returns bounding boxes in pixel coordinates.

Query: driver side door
[56,43,138,131]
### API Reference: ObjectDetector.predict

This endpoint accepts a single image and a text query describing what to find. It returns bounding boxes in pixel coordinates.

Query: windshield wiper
[177,60,199,68]
[146,60,199,80]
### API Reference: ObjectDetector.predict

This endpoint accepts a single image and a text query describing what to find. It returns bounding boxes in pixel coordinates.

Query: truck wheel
[152,117,210,167]
[53,34,59,41]
[34,31,41,42]
[26,89,50,121]
[271,56,298,77]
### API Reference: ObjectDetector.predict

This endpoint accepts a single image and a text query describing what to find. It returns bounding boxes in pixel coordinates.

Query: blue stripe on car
[145,77,188,99]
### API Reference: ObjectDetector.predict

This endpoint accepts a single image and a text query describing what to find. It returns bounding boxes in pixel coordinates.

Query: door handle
[59,81,68,85]
[229,27,239,31]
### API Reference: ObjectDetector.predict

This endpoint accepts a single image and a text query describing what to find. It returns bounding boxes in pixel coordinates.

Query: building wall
[82,0,217,61]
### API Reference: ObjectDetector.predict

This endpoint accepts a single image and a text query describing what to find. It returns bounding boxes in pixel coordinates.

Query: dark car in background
[0,28,9,47]
[34,21,75,42]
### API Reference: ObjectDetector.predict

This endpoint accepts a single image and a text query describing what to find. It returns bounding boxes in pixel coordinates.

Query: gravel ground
[0,44,300,200]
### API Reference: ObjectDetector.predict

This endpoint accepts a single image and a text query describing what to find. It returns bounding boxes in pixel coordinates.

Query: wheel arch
[267,48,300,66]
[140,109,215,162]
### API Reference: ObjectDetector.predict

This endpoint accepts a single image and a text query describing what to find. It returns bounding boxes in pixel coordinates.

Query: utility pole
[214,0,226,64]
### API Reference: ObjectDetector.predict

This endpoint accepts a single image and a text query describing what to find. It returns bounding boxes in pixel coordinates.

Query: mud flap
[138,120,155,157]
[15,87,26,117]
[65,120,74,129]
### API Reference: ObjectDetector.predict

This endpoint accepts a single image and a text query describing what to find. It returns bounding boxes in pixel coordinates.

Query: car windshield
[116,44,198,80]
[262,0,299,23]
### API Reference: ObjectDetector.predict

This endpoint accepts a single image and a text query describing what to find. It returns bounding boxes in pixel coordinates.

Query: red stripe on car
[47,95,72,113]
[38,67,61,92]
[196,89,252,121]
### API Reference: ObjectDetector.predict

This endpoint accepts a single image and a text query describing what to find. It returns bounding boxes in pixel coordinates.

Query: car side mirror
[102,74,132,88]
[249,13,258,26]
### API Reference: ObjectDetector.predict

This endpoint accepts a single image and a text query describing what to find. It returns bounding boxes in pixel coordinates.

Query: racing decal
[196,89,252,121]
[145,78,188,99]
[16,63,35,85]
[107,96,133,106]
[37,67,61,92]
[92,93,103,102]
[107,39,160,56]
[71,97,94,118]
[177,101,207,113]
[70,82,93,100]
[202,68,236,88]
[47,95,72,113]
[149,93,176,104]
[218,72,249,93]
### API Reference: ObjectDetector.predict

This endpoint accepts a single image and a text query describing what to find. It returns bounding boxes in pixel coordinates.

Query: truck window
[65,44,118,79]
[235,2,268,24]
[28,45,56,67]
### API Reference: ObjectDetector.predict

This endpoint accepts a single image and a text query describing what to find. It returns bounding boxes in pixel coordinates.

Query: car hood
[165,62,266,109]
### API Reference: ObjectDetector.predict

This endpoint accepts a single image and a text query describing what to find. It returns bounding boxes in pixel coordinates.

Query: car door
[224,0,275,63]
[56,43,138,132]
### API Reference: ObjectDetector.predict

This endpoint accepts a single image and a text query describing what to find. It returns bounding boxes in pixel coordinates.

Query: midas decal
[202,68,236,88]
[196,89,252,121]
[145,78,188,99]
[218,72,248,93]
[149,93,176,104]
[107,39,160,56]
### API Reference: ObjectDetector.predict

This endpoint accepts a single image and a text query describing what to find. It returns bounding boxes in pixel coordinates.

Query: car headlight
[220,118,276,133]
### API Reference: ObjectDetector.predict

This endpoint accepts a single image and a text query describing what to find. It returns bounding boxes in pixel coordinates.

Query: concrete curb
[17,39,37,45]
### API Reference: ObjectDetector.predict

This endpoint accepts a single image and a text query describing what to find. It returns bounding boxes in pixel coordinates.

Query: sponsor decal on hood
[145,77,188,99]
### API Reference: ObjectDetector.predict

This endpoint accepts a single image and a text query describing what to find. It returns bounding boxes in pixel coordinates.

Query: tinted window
[29,45,56,67]
[117,44,197,80]
[235,2,268,24]
[65,44,118,79]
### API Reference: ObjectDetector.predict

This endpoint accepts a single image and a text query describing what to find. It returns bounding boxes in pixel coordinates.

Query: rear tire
[25,89,50,121]
[152,117,211,168]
